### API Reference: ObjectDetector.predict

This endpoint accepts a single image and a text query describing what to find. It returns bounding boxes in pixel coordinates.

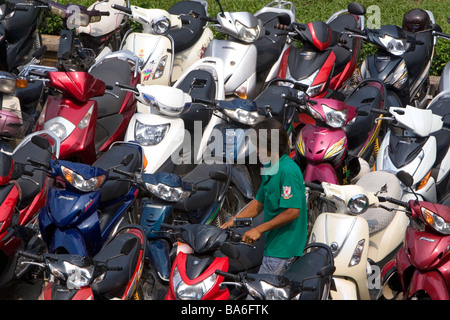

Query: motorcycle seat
[177,69,215,132]
[356,171,403,234]
[89,58,132,118]
[0,184,14,205]
[12,139,52,209]
[167,1,208,53]
[428,96,450,167]
[328,14,359,76]
[91,231,141,299]
[254,85,296,125]
[181,163,228,216]
[253,12,291,73]
[343,84,384,157]
[403,31,434,88]
[94,143,142,203]
[283,245,332,300]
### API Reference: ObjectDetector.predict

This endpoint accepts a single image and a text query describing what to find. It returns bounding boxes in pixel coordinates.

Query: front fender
[147,239,171,281]
[50,228,89,256]
[409,270,450,300]
[231,164,254,199]
[304,162,339,184]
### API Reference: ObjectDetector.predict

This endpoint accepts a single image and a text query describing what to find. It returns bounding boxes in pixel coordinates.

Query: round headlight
[347,194,369,214]
[152,16,171,35]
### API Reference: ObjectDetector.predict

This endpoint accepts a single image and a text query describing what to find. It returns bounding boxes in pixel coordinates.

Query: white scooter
[374,105,447,203]
[112,0,213,86]
[178,1,296,163]
[307,170,409,300]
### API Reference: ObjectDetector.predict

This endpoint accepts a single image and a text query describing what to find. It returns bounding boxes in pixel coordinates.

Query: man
[220,118,307,275]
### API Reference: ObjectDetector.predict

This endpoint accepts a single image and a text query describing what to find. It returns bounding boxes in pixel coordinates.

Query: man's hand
[242,228,262,244]
[220,219,234,229]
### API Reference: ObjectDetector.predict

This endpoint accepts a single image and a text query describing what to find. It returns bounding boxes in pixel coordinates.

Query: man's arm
[219,199,264,229]
[241,208,299,243]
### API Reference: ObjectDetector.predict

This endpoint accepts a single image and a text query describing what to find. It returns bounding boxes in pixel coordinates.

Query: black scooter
[0,0,45,73]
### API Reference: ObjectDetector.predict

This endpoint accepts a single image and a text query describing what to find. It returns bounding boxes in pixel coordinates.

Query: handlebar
[305,181,324,193]
[378,196,409,209]
[111,4,132,15]
[18,250,43,262]
[215,269,240,281]
[27,157,51,170]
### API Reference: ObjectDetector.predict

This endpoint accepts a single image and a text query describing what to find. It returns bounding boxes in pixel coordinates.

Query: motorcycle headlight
[261,281,290,300]
[135,120,169,146]
[358,59,370,80]
[379,35,410,56]
[172,267,217,300]
[421,207,450,235]
[223,108,259,125]
[384,60,408,89]
[347,194,369,214]
[48,260,95,289]
[322,104,348,128]
[61,165,106,192]
[306,83,325,97]
[144,182,189,202]
[48,122,68,141]
[235,20,260,43]
[152,16,171,35]
[307,105,324,122]
[0,77,17,94]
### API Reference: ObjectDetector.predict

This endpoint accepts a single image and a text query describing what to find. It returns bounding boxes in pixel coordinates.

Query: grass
[41,0,450,75]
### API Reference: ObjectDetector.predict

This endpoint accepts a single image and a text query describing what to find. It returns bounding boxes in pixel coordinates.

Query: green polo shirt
[255,154,307,258]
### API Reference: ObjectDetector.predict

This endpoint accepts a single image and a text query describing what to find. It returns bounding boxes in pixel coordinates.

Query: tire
[138,260,169,300]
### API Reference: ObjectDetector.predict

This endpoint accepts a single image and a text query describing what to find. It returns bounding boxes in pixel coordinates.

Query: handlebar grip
[344,27,365,35]
[27,157,50,170]
[199,15,218,23]
[370,108,390,115]
[111,4,132,15]
[99,11,110,16]
[196,186,211,191]
[228,232,242,243]
[274,23,290,31]
[305,181,324,192]
[378,196,409,208]
[115,82,138,93]
[105,84,114,90]
[215,270,239,281]
[180,16,190,25]
[18,250,43,262]
[113,168,134,178]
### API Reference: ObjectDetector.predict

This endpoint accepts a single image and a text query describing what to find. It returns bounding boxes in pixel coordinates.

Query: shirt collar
[261,154,288,176]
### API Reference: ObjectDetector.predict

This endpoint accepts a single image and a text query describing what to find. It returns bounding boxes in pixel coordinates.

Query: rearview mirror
[31,135,50,150]
[209,170,228,182]
[347,2,366,16]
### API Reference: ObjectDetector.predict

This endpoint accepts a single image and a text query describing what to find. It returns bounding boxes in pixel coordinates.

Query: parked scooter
[351,9,440,108]
[217,242,335,300]
[19,224,147,300]
[109,157,252,299]
[32,137,145,257]
[306,170,409,300]
[112,0,214,86]
[163,216,265,300]
[32,50,140,164]
[274,2,366,99]
[37,0,126,71]
[291,79,386,185]
[378,171,450,300]
[0,0,46,73]
[0,131,59,288]
[374,104,448,203]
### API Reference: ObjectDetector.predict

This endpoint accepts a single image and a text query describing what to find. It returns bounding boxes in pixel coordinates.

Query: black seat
[283,245,332,300]
[167,1,208,53]
[89,58,132,118]
[181,163,228,218]
[403,31,434,89]
[328,14,359,76]
[177,69,216,132]
[91,231,141,299]
[343,84,383,157]
[13,139,52,209]
[428,97,450,166]
[253,12,291,73]
[93,143,142,203]
[254,85,296,127]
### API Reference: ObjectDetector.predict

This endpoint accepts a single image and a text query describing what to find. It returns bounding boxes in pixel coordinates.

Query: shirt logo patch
[282,186,292,199]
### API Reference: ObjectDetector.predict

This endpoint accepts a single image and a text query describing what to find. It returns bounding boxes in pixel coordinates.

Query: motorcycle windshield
[180,224,228,254]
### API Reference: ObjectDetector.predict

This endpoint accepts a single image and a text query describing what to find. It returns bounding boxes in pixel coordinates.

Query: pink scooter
[290,79,387,184]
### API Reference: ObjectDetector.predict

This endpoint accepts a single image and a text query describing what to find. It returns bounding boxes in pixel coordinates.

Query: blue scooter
[30,137,145,257]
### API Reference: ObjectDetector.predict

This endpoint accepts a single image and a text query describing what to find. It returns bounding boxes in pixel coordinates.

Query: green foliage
[40,0,450,75]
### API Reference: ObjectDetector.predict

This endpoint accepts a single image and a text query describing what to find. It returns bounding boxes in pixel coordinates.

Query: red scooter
[33,51,140,164]
[379,171,450,300]
[0,130,59,287]
[275,2,366,100]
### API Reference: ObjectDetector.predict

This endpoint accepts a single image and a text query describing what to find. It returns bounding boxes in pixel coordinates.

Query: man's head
[253,118,289,167]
